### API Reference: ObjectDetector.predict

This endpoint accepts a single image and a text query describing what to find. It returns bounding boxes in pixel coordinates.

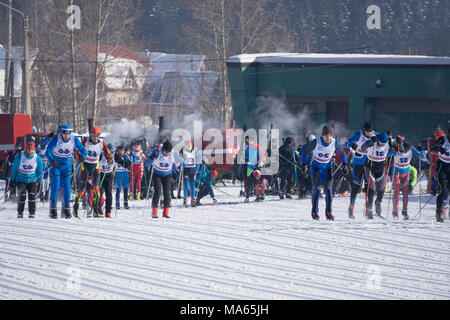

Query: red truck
[0,114,49,178]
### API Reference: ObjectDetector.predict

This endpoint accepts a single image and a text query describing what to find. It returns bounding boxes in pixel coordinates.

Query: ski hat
[59,124,72,134]
[284,137,294,145]
[162,141,173,153]
[378,133,389,144]
[363,122,374,131]
[253,169,261,179]
[25,142,35,151]
[90,126,101,136]
[211,170,218,179]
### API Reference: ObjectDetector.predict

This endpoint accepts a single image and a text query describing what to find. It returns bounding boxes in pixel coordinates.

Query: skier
[181,140,204,207]
[391,136,425,220]
[195,168,218,205]
[114,146,131,210]
[244,137,265,203]
[10,142,43,218]
[4,143,23,201]
[428,126,445,195]
[45,125,87,219]
[73,126,112,218]
[301,125,348,220]
[360,132,392,219]
[129,143,146,200]
[36,132,54,202]
[298,134,315,198]
[431,127,450,222]
[148,141,177,218]
[278,137,295,199]
[344,122,378,219]
[98,143,116,218]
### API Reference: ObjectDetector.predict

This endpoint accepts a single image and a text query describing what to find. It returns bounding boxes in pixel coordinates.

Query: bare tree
[184,0,284,125]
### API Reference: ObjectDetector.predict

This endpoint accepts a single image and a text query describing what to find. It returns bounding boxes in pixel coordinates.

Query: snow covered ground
[0,179,449,300]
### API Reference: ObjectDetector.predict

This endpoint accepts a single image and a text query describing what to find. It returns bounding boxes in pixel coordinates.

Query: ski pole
[142,165,154,218]
[172,166,183,219]
[363,144,376,218]
[212,184,232,196]
[419,152,422,219]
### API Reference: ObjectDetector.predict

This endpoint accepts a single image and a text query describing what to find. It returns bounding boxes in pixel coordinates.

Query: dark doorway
[327,101,349,127]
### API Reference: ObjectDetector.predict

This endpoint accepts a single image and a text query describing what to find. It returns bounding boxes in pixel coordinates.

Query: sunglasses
[60,130,71,135]
[90,133,100,137]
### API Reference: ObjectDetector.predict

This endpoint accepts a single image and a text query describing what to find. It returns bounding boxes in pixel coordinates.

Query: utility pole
[3,0,12,112]
[22,16,32,115]
[0,1,32,115]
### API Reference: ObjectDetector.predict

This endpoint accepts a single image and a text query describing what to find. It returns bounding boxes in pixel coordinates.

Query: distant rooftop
[227,53,450,66]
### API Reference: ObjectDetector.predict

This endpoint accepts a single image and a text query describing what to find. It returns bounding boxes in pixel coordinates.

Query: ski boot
[152,207,158,218]
[128,192,133,201]
[311,211,320,220]
[375,201,382,216]
[105,212,111,218]
[62,205,71,219]
[116,202,120,210]
[124,201,130,210]
[325,211,334,221]
[73,199,79,218]
[17,212,23,219]
[137,192,141,200]
[392,210,399,219]
[163,207,170,218]
[244,196,250,203]
[366,209,374,220]
[29,211,35,219]
[436,208,444,223]
[279,193,285,200]
[286,194,292,199]
[183,198,188,208]
[191,198,196,207]
[44,190,49,202]
[212,198,217,204]
[401,210,409,220]
[49,205,58,219]
[259,195,265,202]
[255,196,261,202]
[348,204,355,219]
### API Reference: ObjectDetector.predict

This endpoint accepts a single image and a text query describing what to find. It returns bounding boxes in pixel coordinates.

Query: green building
[227,53,450,144]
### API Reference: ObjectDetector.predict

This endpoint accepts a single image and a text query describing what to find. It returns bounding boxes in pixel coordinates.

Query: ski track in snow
[0,180,449,300]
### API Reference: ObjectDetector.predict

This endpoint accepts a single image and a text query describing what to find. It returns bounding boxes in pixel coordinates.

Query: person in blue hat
[360,132,394,219]
[45,125,87,219]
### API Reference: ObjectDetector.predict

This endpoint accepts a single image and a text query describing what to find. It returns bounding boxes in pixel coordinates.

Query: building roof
[77,45,154,90]
[227,53,450,66]
[137,52,206,72]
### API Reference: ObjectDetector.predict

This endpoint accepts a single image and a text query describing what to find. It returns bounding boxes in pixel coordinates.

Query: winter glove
[342,165,349,176]
[51,160,58,168]
[351,143,358,150]
[439,147,447,154]
[396,136,403,145]
[371,135,378,143]
[78,156,85,163]
[417,145,423,152]
[48,132,55,139]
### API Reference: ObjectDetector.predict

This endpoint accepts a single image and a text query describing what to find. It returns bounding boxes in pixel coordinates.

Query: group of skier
[2,124,219,219]
[2,120,449,223]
